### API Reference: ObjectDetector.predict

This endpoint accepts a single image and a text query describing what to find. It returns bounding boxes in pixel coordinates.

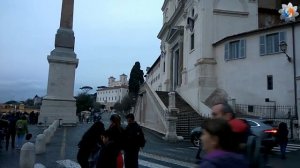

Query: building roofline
[213,21,300,46]
[97,85,128,91]
[146,55,161,75]
[161,0,169,11]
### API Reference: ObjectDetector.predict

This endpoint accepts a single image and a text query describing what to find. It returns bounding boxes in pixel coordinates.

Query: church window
[190,33,195,50]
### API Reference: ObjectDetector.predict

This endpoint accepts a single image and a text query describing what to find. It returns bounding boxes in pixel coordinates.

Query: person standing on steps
[124,113,146,168]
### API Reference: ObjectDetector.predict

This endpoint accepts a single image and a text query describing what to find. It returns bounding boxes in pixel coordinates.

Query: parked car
[190,118,278,151]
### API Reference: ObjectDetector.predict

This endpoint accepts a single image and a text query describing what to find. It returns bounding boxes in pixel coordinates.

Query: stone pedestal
[163,108,183,142]
[39,44,78,125]
[39,0,78,126]
[163,92,183,142]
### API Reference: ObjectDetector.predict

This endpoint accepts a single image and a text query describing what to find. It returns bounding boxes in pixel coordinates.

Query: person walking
[15,115,28,149]
[124,113,145,168]
[5,112,17,150]
[277,122,289,159]
[77,121,105,168]
[199,119,248,168]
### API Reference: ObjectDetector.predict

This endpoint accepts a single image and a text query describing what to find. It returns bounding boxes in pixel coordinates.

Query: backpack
[136,126,146,148]
[16,121,24,132]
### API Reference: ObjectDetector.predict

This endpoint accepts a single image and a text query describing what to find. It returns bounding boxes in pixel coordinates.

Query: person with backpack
[277,122,289,159]
[199,119,248,168]
[15,115,28,150]
[211,103,264,168]
[124,113,145,168]
[211,103,250,147]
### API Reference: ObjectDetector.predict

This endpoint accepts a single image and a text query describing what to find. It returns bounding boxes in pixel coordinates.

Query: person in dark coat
[277,122,289,159]
[124,113,145,168]
[199,119,248,168]
[77,121,105,168]
[5,112,17,150]
[107,114,124,150]
[0,115,9,150]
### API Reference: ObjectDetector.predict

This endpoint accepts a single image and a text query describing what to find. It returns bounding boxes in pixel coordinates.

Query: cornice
[162,0,169,11]
[158,0,186,39]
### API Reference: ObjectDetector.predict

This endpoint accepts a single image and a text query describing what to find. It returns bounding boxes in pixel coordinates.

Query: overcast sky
[0,0,163,103]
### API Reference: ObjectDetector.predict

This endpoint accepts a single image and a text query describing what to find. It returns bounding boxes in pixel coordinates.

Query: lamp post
[279,26,298,121]
[279,41,292,62]
[279,2,299,139]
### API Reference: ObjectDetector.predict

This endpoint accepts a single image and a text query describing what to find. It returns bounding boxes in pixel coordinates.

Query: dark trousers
[5,132,16,150]
[280,142,288,158]
[124,148,139,168]
[77,149,89,168]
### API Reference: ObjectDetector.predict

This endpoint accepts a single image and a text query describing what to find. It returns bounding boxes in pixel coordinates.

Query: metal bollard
[20,142,35,168]
[43,129,51,144]
[35,134,46,154]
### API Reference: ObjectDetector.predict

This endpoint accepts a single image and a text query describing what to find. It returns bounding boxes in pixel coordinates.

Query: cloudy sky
[0,0,163,103]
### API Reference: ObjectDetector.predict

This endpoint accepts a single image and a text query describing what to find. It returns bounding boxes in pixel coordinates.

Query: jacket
[200,150,248,168]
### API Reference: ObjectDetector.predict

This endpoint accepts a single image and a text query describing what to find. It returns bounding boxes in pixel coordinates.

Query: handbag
[88,146,101,168]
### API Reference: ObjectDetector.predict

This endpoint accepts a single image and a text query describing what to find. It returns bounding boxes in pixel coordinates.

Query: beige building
[96,74,129,111]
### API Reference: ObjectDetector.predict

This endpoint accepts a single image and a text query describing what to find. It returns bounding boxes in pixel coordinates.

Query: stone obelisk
[40,0,79,126]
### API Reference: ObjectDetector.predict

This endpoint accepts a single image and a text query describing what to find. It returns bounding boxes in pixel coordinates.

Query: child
[25,133,32,141]
[96,130,123,168]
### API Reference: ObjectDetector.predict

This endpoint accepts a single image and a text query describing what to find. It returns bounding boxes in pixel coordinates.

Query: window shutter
[240,39,246,58]
[279,31,286,43]
[225,43,229,61]
[260,35,266,55]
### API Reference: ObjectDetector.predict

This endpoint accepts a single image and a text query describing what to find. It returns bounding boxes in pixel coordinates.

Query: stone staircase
[156,91,206,139]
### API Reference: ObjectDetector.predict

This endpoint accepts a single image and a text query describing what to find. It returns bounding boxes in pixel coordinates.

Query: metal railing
[234,104,299,140]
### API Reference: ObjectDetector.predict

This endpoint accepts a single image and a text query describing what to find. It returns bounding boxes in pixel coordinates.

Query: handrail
[143,83,168,128]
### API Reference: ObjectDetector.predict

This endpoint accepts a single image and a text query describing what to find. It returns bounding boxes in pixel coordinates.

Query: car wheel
[192,135,201,147]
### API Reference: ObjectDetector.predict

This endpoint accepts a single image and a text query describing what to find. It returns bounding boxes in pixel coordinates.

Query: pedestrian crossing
[139,152,198,168]
[54,152,198,168]
[272,143,300,153]
[187,143,300,154]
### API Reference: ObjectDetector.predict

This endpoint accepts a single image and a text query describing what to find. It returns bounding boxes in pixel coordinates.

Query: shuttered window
[260,31,286,56]
[224,39,246,61]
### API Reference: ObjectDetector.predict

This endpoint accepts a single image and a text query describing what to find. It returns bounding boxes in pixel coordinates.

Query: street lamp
[279,41,292,62]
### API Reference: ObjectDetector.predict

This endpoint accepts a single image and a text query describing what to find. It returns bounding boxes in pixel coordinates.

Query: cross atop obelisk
[55,0,75,50]
[40,0,79,126]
